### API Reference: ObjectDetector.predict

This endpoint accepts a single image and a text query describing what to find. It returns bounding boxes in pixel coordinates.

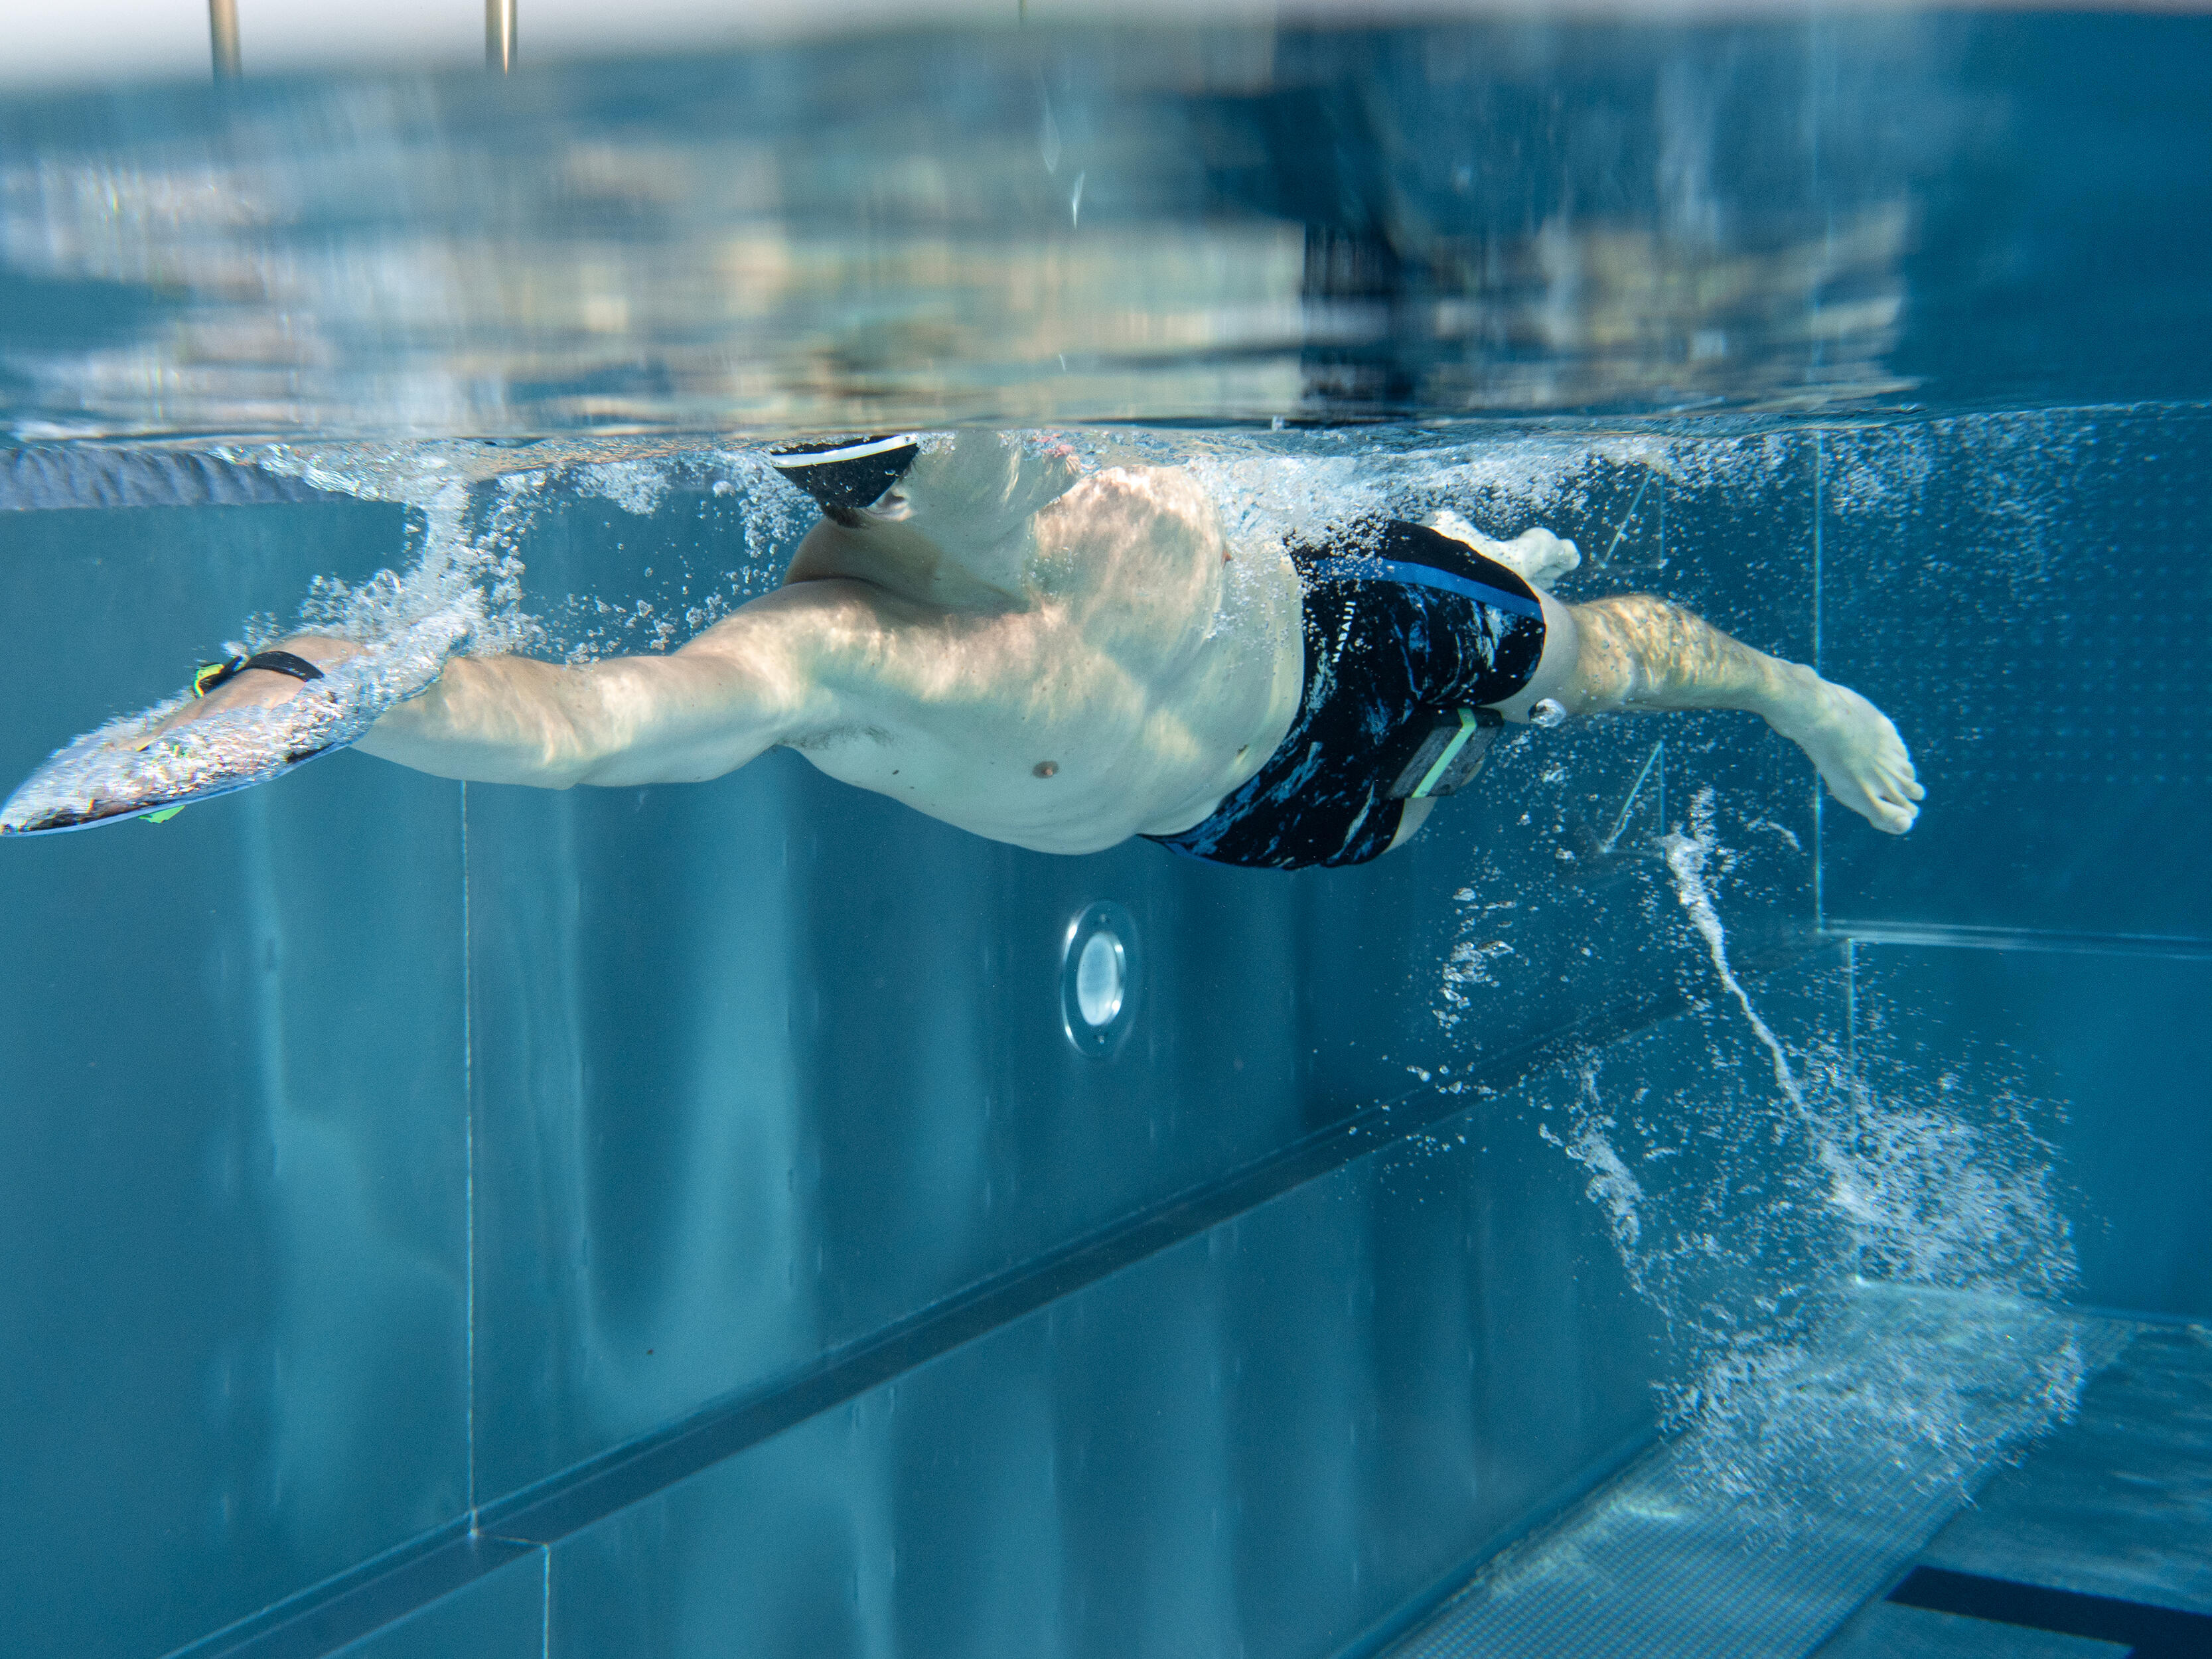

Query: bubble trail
[1658,784,1955,1250]
[1661,784,1805,1110]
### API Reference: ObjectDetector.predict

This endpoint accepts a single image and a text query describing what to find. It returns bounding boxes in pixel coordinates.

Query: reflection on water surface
[9,15,2207,439]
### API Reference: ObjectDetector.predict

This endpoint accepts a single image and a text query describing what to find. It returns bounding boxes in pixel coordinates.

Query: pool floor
[1387,1292,2212,1659]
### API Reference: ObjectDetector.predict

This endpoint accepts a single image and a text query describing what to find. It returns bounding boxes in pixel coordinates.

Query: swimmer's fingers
[1862,772,1923,834]
[1514,526,1578,557]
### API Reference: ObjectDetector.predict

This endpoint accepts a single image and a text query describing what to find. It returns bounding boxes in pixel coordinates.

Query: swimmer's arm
[356,652,784,787]
[1499,591,1923,834]
[350,583,864,788]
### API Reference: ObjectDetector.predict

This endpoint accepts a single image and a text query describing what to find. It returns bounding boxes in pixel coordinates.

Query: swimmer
[76,432,1922,863]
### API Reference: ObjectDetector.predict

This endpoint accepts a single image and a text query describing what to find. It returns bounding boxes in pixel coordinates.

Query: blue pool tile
[539,1077,1663,1659]
[1818,408,2212,940]
[1852,944,2212,1319]
[331,1551,546,1659]
[0,503,471,1659]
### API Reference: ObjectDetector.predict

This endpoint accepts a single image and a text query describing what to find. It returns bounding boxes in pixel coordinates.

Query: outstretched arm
[175,581,871,789]
[357,645,782,787]
[1509,591,1924,834]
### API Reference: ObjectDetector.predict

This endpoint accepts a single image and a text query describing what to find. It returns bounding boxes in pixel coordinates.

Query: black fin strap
[191,650,327,699]
[241,650,327,684]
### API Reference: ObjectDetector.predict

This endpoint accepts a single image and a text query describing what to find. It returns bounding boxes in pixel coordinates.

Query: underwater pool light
[1076,932,1124,1027]
[1061,901,1139,1057]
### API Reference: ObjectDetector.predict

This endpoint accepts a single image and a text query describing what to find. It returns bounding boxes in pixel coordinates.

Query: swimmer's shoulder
[1029,464,1229,597]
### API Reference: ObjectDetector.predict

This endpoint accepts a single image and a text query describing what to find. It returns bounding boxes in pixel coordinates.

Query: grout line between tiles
[1811,430,1825,934]
[461,780,478,1528]
[1827,920,2212,960]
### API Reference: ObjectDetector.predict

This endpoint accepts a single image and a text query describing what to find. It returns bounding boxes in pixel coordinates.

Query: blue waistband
[1305,555,1544,619]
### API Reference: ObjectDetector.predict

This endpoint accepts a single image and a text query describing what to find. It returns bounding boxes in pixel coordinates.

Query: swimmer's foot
[1429,511,1582,590]
[1765,668,1925,835]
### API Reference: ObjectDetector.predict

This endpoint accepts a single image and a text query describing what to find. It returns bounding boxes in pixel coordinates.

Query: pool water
[1,13,2208,1659]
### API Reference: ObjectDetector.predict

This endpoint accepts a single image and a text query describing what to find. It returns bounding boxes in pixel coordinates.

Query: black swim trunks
[1144,520,1547,869]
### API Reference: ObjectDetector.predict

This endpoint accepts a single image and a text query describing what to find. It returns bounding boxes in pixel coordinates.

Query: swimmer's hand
[1765,668,1925,835]
[1,633,409,835]
[141,636,362,741]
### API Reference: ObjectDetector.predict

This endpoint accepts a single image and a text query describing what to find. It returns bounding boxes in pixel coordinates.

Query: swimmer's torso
[774,437,1304,855]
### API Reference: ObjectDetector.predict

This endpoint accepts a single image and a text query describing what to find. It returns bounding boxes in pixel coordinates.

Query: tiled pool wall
[0,409,2204,1657]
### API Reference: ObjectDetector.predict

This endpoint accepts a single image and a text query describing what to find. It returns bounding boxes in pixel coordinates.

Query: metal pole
[208,0,241,80]
[486,0,516,72]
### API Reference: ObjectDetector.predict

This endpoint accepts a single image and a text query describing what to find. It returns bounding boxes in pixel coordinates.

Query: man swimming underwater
[79,432,1922,864]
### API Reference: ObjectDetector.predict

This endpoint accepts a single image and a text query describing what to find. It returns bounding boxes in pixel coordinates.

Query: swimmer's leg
[1493,592,1923,835]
